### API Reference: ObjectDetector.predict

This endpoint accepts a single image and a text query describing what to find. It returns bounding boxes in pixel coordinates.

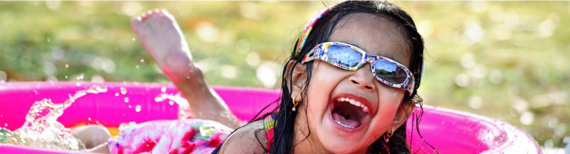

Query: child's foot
[131,10,240,129]
[130,9,193,81]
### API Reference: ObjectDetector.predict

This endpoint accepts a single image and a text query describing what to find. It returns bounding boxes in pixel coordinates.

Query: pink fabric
[108,119,231,154]
[263,115,275,151]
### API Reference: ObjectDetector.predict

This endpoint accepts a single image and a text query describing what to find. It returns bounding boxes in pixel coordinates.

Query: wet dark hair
[214,1,435,154]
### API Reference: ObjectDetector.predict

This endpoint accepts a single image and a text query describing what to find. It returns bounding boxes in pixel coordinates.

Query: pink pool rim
[0,82,541,153]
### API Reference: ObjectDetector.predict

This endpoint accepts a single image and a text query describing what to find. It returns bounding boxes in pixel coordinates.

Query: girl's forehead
[328,13,410,67]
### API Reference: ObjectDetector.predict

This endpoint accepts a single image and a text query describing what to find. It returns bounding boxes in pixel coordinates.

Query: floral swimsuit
[263,115,276,151]
[108,116,276,154]
[108,119,232,154]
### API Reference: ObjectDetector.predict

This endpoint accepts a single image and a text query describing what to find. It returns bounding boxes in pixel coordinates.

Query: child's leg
[87,142,110,153]
[131,10,240,129]
[71,125,110,149]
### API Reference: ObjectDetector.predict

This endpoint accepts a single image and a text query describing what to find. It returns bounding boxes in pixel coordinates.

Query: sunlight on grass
[0,1,568,148]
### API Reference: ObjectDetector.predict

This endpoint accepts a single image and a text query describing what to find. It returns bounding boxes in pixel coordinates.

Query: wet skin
[130,10,241,129]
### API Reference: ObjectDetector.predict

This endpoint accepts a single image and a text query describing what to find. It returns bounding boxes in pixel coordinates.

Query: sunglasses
[302,42,415,95]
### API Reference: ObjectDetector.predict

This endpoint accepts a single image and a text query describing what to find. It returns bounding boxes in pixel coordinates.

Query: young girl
[214,1,426,153]
[83,1,428,153]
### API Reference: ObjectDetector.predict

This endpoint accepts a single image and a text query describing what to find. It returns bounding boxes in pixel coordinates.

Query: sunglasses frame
[302,42,415,95]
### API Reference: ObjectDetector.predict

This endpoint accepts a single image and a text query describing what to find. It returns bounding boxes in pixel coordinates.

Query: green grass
[0,1,568,148]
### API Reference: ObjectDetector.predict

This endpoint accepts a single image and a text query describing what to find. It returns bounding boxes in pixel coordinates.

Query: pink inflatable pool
[0,82,540,153]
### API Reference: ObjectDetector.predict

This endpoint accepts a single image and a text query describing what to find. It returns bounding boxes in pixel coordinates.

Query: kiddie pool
[0,82,541,154]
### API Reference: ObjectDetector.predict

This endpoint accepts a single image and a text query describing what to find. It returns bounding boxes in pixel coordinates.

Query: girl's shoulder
[218,120,268,154]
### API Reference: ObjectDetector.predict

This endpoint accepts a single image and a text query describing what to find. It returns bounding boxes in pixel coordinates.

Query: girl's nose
[348,64,376,91]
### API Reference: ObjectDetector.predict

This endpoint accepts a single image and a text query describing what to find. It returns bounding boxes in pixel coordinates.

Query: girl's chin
[311,110,372,154]
[317,125,368,153]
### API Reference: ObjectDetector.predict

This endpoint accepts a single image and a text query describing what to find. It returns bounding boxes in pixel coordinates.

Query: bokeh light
[0,1,568,150]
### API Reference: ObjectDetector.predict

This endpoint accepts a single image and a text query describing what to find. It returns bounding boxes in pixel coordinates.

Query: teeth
[336,97,369,113]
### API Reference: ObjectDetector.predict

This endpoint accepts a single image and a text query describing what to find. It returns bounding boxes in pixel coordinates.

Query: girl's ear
[390,100,415,132]
[285,60,307,98]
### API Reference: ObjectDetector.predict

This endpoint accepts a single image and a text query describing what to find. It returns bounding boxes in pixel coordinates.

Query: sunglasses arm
[301,47,323,63]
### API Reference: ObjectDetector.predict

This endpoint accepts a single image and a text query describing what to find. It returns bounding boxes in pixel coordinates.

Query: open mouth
[330,95,372,129]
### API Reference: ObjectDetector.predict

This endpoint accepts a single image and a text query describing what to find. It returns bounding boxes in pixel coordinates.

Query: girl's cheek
[307,64,340,112]
[377,83,405,103]
[373,86,404,123]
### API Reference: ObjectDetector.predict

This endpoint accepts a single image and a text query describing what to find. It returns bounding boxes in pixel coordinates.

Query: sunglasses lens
[374,60,407,84]
[327,45,363,68]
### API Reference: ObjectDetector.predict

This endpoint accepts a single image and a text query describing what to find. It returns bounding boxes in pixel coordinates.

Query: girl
[213,1,426,153]
[84,0,430,153]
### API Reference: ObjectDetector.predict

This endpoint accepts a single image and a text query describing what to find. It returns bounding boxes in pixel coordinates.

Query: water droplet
[155,93,191,120]
[120,87,127,95]
[135,105,141,112]
[65,64,69,68]
[124,97,129,103]
[161,87,166,93]
[4,123,6,127]
[136,65,139,68]
[65,76,68,79]
[88,117,91,121]
[128,105,132,108]
[132,38,136,41]
[76,82,81,86]
[140,59,144,62]
[76,74,84,80]
[47,39,50,42]
[115,93,119,96]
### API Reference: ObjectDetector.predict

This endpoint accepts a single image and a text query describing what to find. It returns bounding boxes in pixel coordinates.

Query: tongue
[332,112,360,128]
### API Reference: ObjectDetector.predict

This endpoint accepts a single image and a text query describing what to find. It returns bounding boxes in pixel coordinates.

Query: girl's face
[294,13,412,153]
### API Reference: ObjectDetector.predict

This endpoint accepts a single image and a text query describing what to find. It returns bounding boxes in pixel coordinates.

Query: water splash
[135,105,142,112]
[0,86,107,151]
[154,93,191,120]
[120,87,127,95]
[76,74,84,80]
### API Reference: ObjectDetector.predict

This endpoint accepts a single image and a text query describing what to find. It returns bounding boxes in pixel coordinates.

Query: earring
[292,96,299,112]
[384,128,394,142]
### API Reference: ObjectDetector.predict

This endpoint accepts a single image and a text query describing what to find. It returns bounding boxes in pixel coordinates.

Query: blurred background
[0,1,568,151]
